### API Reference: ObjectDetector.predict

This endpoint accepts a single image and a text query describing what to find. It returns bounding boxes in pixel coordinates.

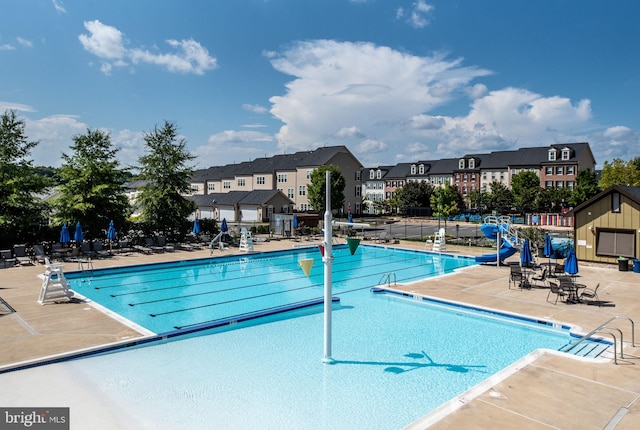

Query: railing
[378,272,396,288]
[560,316,635,364]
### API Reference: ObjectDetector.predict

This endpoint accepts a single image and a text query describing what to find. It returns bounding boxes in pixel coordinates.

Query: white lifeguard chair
[38,258,73,305]
[239,228,254,253]
[432,228,446,252]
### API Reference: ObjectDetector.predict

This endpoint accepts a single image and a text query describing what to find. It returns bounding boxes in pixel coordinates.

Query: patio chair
[144,238,164,253]
[156,236,175,252]
[508,265,524,289]
[376,231,389,243]
[13,244,33,265]
[91,240,111,258]
[0,249,16,268]
[546,282,567,305]
[579,283,600,303]
[531,268,548,288]
[553,264,565,277]
[81,242,96,258]
[32,244,47,264]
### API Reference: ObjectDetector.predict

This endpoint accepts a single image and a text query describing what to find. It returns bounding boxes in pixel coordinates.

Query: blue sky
[1,0,638,170]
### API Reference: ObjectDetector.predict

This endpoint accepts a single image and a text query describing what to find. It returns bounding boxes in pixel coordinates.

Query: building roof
[569,185,640,216]
[187,190,292,207]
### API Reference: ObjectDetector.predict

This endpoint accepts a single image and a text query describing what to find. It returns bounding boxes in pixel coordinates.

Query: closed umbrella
[543,233,553,268]
[192,218,201,235]
[221,218,228,232]
[348,213,353,226]
[107,221,116,253]
[565,246,579,276]
[60,224,70,244]
[74,221,84,243]
[520,239,533,267]
[293,214,298,229]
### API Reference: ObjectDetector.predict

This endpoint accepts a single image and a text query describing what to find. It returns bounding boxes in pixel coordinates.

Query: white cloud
[0,101,37,112]
[357,138,387,153]
[79,20,217,75]
[335,126,364,139]
[243,103,268,114]
[192,130,276,167]
[52,0,66,14]
[464,83,488,99]
[16,37,33,48]
[25,114,88,167]
[0,44,16,51]
[396,1,435,28]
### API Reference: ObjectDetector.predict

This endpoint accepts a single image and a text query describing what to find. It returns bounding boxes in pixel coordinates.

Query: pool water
[66,245,477,334]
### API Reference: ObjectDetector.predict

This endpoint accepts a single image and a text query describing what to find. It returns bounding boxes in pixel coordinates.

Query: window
[411,164,417,174]
[223,181,231,189]
[566,181,574,190]
[256,176,265,185]
[612,192,621,213]
[482,172,487,180]
[548,150,557,161]
[191,184,199,192]
[277,173,288,183]
[468,158,475,169]
[237,178,246,187]
[369,170,375,179]
[398,180,403,187]
[546,167,553,175]
[555,181,563,188]
[306,170,313,180]
[567,166,575,175]
[207,183,215,192]
[298,185,306,196]
[459,159,465,169]
[418,164,424,174]
[545,181,553,188]
[471,173,475,180]
[555,166,563,175]
[463,174,468,182]
[355,186,361,197]
[355,171,361,181]
[562,149,570,160]
[376,169,382,179]
[596,229,635,258]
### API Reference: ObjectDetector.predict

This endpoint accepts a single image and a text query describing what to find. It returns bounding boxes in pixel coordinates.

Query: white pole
[323,170,334,364]
[496,230,501,268]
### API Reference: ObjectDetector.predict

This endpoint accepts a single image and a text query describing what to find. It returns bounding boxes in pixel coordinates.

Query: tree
[393,180,434,214]
[511,171,540,214]
[568,168,600,207]
[55,129,131,239]
[136,121,196,240]
[487,181,512,214]
[307,165,345,212]
[430,184,461,228]
[599,158,640,188]
[0,110,51,247]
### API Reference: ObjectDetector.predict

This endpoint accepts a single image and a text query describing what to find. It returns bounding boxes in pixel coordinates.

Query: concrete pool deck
[1,238,639,429]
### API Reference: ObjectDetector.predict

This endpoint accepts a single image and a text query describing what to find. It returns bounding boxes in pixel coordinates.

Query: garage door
[219,208,235,222]
[240,207,258,222]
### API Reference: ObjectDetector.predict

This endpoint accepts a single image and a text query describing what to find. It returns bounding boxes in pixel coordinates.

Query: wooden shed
[569,185,640,263]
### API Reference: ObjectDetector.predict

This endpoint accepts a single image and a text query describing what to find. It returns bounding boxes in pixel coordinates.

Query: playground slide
[474,239,517,263]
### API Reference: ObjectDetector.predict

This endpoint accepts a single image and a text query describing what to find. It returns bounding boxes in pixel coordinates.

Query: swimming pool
[0,246,604,429]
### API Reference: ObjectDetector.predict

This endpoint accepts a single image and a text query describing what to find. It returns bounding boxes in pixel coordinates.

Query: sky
[1,0,639,171]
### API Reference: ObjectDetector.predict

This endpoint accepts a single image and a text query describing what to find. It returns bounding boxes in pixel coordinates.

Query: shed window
[596,229,635,258]
[612,192,621,213]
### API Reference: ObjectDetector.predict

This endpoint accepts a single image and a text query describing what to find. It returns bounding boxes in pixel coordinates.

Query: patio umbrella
[107,220,116,252]
[221,218,228,233]
[293,214,298,229]
[74,221,84,243]
[348,213,353,226]
[60,224,70,244]
[543,233,553,266]
[192,218,201,235]
[565,246,579,276]
[520,239,533,267]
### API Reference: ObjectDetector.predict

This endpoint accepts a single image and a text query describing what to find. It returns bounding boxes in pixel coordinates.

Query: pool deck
[1,238,639,429]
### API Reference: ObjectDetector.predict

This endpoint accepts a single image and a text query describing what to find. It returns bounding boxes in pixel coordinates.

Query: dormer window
[369,170,375,179]
[468,158,475,169]
[548,149,557,161]
[376,169,382,179]
[411,164,416,175]
[459,159,465,169]
[561,149,570,160]
[418,164,424,174]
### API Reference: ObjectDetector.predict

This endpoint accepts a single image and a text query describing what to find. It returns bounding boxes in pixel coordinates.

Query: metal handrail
[561,316,635,364]
[378,272,396,288]
[592,330,619,365]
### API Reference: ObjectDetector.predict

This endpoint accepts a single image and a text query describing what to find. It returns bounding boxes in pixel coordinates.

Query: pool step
[560,341,610,359]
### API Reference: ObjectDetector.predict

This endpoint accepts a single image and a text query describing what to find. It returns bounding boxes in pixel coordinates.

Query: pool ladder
[560,316,635,365]
[378,272,396,288]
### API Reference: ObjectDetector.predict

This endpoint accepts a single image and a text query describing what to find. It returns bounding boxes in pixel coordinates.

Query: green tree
[511,171,540,214]
[430,184,461,227]
[55,129,131,239]
[307,165,345,212]
[569,169,600,207]
[467,189,489,216]
[136,121,196,240]
[487,181,512,214]
[393,180,434,214]
[0,110,51,247]
[599,158,640,188]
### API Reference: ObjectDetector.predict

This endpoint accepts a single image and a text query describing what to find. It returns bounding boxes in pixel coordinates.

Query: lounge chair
[0,249,16,268]
[91,240,111,258]
[144,238,164,253]
[117,240,134,254]
[81,242,96,258]
[133,243,153,254]
[13,245,33,265]
[32,244,47,264]
[579,283,600,302]
[175,242,195,251]
[376,231,389,243]
[156,236,175,252]
[546,282,567,304]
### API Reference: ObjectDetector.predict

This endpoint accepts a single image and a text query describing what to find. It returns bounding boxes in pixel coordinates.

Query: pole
[323,170,334,364]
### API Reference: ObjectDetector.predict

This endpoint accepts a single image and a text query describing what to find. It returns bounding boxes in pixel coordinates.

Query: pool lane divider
[0,296,340,375]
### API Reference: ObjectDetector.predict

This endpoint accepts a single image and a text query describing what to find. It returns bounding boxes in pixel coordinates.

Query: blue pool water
[4,246,597,429]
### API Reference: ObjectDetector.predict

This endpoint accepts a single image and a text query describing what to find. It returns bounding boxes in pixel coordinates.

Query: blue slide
[475,223,518,263]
